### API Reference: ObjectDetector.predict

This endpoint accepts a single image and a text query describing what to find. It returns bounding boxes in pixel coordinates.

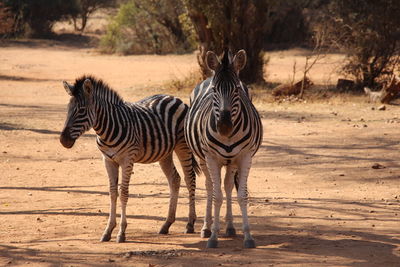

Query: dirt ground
[0,37,399,267]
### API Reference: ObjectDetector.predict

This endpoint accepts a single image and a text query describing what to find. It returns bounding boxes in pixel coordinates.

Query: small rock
[378,105,386,110]
[372,163,385,169]
[108,259,115,263]
[28,193,32,196]
[371,107,375,110]
[124,252,133,258]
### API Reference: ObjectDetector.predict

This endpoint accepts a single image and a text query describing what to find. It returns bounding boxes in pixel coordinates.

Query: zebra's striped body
[185,50,262,248]
[60,75,198,242]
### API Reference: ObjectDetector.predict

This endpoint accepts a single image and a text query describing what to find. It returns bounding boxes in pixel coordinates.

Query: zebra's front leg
[158,155,181,234]
[237,155,256,248]
[200,160,212,238]
[100,158,119,242]
[116,160,134,243]
[205,156,222,248]
[224,166,237,237]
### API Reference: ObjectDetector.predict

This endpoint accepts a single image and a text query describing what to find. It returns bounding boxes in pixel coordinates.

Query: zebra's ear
[206,51,220,72]
[83,79,93,97]
[233,49,247,74]
[63,81,74,96]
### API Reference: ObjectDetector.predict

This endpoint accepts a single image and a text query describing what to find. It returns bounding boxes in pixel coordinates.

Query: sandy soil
[0,38,399,267]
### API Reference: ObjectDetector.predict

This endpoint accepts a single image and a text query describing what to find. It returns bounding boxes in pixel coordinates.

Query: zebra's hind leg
[158,154,181,235]
[174,143,197,234]
[224,166,237,237]
[101,158,119,242]
[200,160,212,238]
[116,160,134,243]
[237,155,256,248]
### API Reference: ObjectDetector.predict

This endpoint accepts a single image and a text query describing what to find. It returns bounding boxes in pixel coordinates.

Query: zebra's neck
[91,88,132,144]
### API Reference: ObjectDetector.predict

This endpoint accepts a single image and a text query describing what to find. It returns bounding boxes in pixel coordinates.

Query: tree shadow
[0,33,97,49]
[0,122,96,137]
[0,75,58,82]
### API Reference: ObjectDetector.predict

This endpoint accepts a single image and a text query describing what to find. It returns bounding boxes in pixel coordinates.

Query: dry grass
[162,70,203,94]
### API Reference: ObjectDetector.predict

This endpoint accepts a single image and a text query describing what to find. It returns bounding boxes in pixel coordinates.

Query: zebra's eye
[77,107,87,113]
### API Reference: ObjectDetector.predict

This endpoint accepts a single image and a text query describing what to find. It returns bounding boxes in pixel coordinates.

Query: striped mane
[73,75,124,105]
[213,50,240,88]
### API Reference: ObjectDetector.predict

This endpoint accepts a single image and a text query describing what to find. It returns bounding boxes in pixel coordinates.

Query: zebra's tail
[192,154,201,175]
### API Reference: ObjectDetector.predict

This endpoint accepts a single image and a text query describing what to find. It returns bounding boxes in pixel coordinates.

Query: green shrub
[100,0,193,55]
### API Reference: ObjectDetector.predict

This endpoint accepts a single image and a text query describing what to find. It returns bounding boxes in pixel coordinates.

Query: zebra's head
[206,49,247,137]
[60,77,95,148]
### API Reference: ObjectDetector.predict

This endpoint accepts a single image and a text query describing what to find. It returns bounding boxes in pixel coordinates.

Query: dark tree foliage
[183,0,275,84]
[0,2,14,36]
[72,0,116,32]
[134,0,192,51]
[323,0,400,90]
[2,0,80,37]
[265,1,312,48]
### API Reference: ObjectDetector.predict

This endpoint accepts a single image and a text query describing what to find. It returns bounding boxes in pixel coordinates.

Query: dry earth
[0,38,399,267]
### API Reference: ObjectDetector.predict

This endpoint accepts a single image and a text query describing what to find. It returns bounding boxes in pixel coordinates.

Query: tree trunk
[185,0,268,84]
[187,10,216,79]
[380,76,400,104]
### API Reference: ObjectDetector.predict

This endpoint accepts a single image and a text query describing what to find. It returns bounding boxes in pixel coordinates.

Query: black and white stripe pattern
[60,75,198,242]
[184,50,263,248]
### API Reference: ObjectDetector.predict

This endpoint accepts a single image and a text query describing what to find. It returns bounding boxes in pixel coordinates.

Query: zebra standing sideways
[60,75,198,243]
[184,49,263,248]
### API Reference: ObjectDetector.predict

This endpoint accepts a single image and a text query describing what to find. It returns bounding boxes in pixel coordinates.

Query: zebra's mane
[73,75,124,105]
[213,50,239,87]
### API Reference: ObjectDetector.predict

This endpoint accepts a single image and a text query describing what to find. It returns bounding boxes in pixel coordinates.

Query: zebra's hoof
[206,239,218,248]
[159,222,172,235]
[100,234,111,242]
[185,223,195,234]
[159,227,169,235]
[201,229,211,238]
[244,239,256,248]
[225,227,236,237]
[116,234,126,243]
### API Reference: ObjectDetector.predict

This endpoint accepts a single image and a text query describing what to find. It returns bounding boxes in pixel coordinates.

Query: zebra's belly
[98,141,175,164]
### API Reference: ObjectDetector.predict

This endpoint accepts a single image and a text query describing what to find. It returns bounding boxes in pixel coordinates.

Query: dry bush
[163,70,203,93]
[272,77,314,97]
[317,0,400,90]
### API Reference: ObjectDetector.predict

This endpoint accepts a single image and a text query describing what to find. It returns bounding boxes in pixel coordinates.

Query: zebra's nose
[60,128,76,148]
[217,110,233,136]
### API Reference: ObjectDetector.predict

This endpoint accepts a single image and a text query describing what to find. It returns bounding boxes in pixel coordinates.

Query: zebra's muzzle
[217,110,233,137]
[60,128,76,148]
